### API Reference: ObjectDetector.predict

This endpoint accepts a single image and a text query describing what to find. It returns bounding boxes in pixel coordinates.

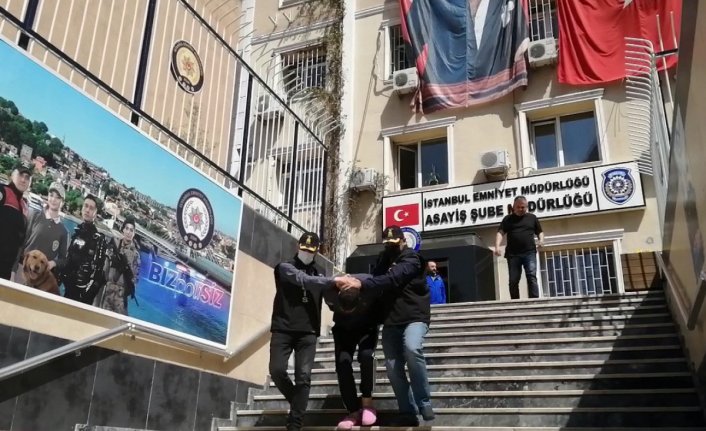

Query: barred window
[388,24,411,77]
[281,46,327,98]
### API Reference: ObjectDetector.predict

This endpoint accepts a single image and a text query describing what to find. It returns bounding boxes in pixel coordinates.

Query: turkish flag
[385,203,420,227]
[557,0,681,85]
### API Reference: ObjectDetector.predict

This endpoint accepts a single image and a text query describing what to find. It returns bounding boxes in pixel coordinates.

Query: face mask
[297,250,315,265]
[384,244,401,257]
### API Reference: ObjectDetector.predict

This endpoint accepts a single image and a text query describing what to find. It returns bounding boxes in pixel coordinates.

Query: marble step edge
[235,406,703,416]
[314,344,684,362]
[269,372,694,387]
[292,357,687,375]
[254,387,698,401]
[220,427,705,431]
[429,305,667,322]
[314,333,679,353]
[430,290,663,310]
[429,295,665,315]
[421,313,672,331]
[318,322,676,343]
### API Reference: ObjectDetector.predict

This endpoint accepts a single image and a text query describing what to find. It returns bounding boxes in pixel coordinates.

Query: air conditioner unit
[528,38,558,68]
[480,150,511,173]
[255,94,282,120]
[392,67,419,95]
[349,167,377,192]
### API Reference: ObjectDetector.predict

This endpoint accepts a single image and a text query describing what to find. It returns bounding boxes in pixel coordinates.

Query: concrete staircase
[218,289,706,430]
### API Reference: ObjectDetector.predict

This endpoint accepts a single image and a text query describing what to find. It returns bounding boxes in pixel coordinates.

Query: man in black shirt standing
[495,195,545,299]
[269,232,344,431]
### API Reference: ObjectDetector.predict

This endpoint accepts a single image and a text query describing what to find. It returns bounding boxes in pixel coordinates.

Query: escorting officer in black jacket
[269,232,342,431]
[0,161,32,280]
[339,225,433,427]
[323,274,382,430]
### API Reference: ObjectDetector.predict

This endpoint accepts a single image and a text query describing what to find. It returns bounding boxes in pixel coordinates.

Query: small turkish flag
[385,203,420,227]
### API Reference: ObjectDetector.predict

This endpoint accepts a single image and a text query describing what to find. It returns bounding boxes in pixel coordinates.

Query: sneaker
[360,407,377,426]
[337,413,360,431]
[420,404,435,421]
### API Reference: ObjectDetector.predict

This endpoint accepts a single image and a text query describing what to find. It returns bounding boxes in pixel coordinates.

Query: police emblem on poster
[170,40,204,93]
[602,167,635,205]
[401,227,422,251]
[177,188,215,250]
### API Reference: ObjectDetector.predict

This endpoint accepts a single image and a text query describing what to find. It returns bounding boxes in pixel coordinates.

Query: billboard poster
[0,40,242,346]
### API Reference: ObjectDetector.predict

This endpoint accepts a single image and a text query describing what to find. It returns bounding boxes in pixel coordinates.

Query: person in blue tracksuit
[426,261,446,305]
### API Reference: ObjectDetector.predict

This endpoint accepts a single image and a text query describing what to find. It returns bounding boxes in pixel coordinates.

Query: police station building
[341,1,671,303]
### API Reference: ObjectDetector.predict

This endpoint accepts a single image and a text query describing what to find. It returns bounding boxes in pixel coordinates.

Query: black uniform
[60,221,108,304]
[269,255,334,431]
[0,183,28,280]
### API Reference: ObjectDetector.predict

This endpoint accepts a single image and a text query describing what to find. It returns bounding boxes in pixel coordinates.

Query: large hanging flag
[400,0,530,114]
[557,0,681,85]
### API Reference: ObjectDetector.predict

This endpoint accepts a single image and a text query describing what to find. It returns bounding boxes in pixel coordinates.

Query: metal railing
[540,245,620,297]
[528,0,557,42]
[1,0,332,238]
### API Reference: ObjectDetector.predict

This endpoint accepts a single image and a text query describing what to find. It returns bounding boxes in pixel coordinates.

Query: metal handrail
[0,323,132,382]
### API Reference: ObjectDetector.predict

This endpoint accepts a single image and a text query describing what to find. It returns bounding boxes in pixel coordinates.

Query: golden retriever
[22,250,59,295]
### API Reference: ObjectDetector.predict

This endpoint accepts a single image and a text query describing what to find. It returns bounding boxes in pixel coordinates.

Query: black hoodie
[362,247,430,325]
[271,256,335,336]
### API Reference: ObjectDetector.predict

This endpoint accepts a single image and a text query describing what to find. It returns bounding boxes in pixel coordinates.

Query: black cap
[13,160,33,175]
[298,232,320,252]
[382,225,404,244]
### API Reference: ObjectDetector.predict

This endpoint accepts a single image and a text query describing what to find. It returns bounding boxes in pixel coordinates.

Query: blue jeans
[508,251,539,299]
[381,322,432,415]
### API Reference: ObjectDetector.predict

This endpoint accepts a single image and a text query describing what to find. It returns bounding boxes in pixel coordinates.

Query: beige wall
[661,1,706,372]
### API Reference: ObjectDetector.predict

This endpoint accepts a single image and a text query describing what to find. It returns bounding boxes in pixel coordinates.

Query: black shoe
[420,404,435,421]
[387,414,420,427]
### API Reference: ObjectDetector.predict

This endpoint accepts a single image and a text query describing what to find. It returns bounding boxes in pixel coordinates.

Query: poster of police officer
[0,40,242,346]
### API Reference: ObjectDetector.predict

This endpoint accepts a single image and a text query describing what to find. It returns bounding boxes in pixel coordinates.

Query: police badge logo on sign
[177,188,215,250]
[602,167,635,205]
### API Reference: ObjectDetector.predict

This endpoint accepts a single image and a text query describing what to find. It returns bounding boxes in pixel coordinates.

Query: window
[529,0,558,41]
[539,245,619,297]
[279,159,323,208]
[396,138,448,190]
[388,24,411,78]
[281,46,327,98]
[530,112,600,170]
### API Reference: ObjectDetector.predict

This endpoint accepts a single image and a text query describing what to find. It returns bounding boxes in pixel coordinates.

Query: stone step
[314,345,685,367]
[298,358,690,381]
[221,427,706,431]
[314,333,680,355]
[418,313,674,333]
[426,304,669,324]
[318,322,677,344]
[233,406,705,428]
[428,293,665,316]
[260,372,696,395]
[252,388,700,410]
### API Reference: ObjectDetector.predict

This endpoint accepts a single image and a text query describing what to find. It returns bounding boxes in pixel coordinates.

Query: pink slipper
[337,413,360,431]
[360,407,377,426]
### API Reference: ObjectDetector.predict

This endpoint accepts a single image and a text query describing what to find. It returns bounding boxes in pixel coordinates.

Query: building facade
[313,0,671,301]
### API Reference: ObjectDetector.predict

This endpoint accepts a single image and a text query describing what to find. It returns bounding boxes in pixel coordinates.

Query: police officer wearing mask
[269,232,344,431]
[59,194,108,305]
[342,225,434,426]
